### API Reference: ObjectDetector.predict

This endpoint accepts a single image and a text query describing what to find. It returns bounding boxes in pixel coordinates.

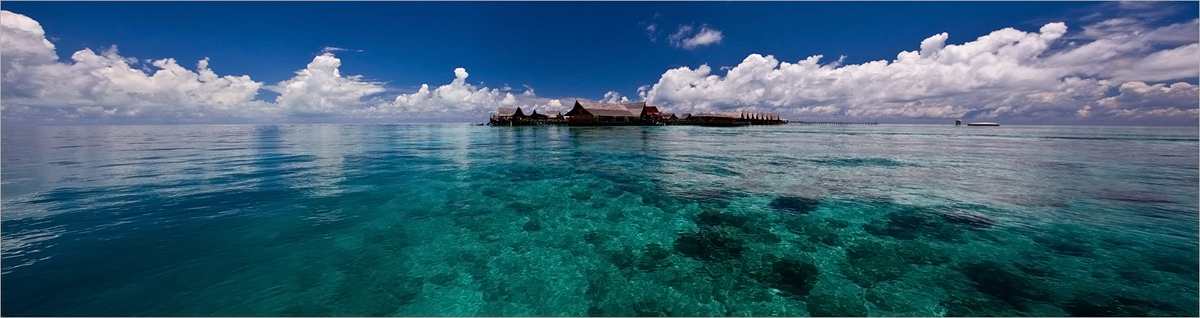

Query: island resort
[489,100,787,127]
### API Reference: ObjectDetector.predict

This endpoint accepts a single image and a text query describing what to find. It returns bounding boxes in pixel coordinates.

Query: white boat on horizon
[966,122,1000,126]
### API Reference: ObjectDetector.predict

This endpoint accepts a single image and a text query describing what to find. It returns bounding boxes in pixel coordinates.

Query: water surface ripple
[2,124,1196,316]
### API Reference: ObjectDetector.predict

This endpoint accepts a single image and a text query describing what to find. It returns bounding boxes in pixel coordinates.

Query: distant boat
[967,122,1000,126]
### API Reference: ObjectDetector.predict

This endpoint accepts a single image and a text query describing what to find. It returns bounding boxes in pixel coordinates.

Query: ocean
[2,123,1197,316]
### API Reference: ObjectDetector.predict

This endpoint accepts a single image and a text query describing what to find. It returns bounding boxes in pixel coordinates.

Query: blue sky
[1,2,1197,125]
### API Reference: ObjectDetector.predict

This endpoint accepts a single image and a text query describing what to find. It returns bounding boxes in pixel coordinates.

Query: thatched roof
[497,107,528,117]
[529,109,562,117]
[643,106,662,116]
[622,102,646,112]
[567,100,641,117]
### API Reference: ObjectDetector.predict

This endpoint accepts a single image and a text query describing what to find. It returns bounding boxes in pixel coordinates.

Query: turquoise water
[2,124,1197,316]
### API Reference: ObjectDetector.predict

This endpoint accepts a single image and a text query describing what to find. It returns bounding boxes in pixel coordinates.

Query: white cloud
[3,9,1195,124]
[1076,105,1092,117]
[320,46,347,54]
[667,25,694,48]
[268,53,386,114]
[645,23,659,42]
[642,21,1198,122]
[1048,18,1200,81]
[919,32,948,57]
[795,105,841,116]
[1081,18,1143,39]
[682,26,723,49]
[1110,43,1199,82]
[1142,18,1200,43]
[319,46,364,54]
[668,24,724,49]
[1110,107,1200,118]
[640,13,663,43]
[2,10,557,122]
[599,91,631,104]
[0,10,57,73]
[360,67,561,117]
[1097,81,1199,116]
[1,10,271,120]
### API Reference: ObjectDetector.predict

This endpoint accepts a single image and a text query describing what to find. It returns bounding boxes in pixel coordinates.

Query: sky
[1,1,1197,125]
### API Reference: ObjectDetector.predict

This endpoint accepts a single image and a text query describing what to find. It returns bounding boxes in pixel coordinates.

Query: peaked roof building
[565,100,642,118]
[496,107,526,118]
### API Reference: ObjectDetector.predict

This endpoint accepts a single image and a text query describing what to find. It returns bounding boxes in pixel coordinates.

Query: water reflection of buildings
[490,100,787,127]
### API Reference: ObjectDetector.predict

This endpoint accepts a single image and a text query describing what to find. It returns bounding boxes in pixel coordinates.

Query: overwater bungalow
[642,106,665,121]
[490,107,568,126]
[495,107,526,121]
[688,111,787,126]
[564,100,644,125]
[490,100,786,126]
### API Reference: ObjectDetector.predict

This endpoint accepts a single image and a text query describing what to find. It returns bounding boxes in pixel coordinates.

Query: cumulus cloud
[919,33,948,57]
[4,9,1196,124]
[599,91,631,104]
[355,67,561,117]
[1097,82,1199,117]
[1111,107,1200,118]
[267,53,386,114]
[642,20,1199,122]
[668,24,724,49]
[386,67,510,112]
[1,10,271,120]
[0,10,57,72]
[794,105,841,116]
[1,10,553,122]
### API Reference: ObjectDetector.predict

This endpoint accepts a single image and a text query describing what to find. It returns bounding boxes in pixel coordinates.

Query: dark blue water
[2,124,1197,316]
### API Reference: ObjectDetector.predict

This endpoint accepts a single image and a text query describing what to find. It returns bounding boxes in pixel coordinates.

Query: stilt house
[564,100,643,124]
[495,107,526,120]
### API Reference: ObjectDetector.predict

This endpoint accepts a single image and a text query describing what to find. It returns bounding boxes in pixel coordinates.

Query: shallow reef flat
[2,124,1197,316]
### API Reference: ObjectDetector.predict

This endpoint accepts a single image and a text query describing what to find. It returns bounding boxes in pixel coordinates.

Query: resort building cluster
[490,100,787,126]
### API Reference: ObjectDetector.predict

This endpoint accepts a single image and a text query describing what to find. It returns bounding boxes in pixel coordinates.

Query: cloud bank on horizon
[641,21,1198,122]
[1,9,1196,124]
